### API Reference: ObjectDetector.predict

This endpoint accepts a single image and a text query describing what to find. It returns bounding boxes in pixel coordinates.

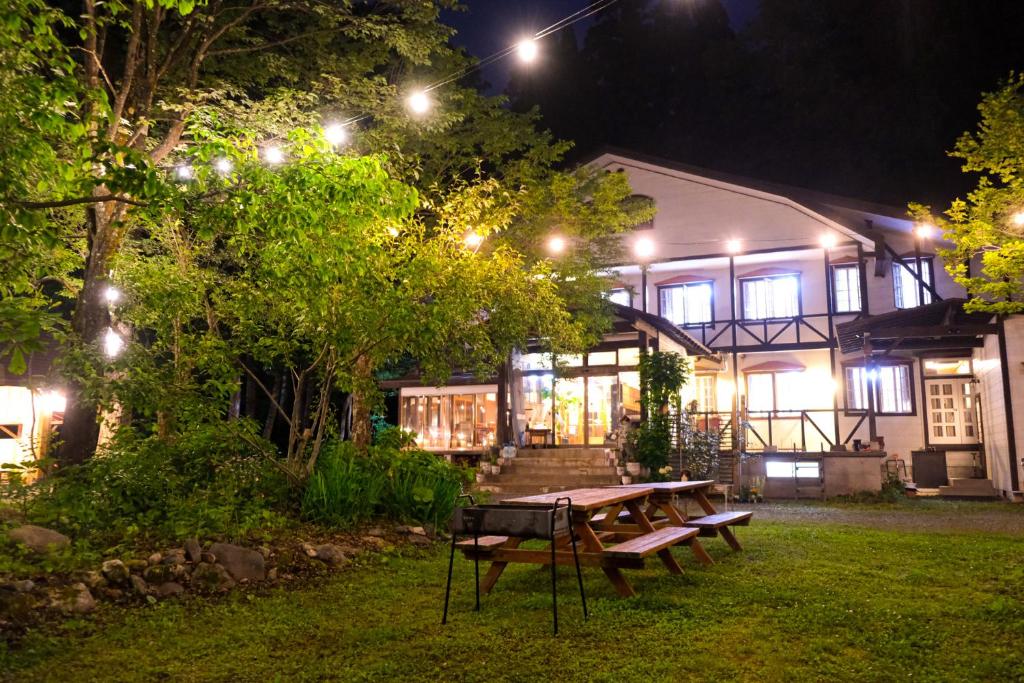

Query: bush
[25,422,291,544]
[302,431,470,529]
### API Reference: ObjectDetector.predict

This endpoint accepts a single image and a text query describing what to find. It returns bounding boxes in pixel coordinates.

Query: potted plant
[615,464,626,476]
[488,453,501,475]
[475,468,487,484]
[626,459,642,477]
[620,474,633,485]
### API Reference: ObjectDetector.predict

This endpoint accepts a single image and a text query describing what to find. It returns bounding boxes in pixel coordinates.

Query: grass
[4,502,1024,682]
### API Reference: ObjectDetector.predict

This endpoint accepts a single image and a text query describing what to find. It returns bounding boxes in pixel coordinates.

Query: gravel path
[747,500,1024,535]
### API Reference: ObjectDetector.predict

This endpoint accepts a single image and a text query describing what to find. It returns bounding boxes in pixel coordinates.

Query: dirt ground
[741,499,1024,535]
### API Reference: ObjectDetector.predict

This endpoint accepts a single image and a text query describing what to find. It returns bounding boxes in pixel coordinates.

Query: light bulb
[407,91,431,115]
[214,158,233,174]
[464,232,483,249]
[914,222,936,239]
[104,286,120,304]
[175,165,193,180]
[104,328,124,358]
[820,234,837,249]
[264,146,285,164]
[726,239,742,254]
[547,235,566,255]
[324,123,348,146]
[516,38,539,63]
[634,237,655,260]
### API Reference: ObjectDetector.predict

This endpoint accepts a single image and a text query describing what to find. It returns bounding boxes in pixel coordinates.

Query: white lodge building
[391,150,1024,501]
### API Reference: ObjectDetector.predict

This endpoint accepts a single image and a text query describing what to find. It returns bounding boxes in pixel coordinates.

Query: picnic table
[614,481,753,555]
[456,486,704,597]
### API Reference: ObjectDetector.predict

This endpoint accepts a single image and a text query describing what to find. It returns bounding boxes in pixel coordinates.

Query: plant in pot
[475,467,487,484]
[488,452,501,475]
[620,473,633,485]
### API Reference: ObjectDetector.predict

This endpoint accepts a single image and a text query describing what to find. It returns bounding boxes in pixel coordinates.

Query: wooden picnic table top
[615,480,715,493]
[504,486,654,511]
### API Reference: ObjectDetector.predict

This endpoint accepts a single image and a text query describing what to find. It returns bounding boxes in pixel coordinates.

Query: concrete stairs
[476,447,621,499]
[938,478,1000,499]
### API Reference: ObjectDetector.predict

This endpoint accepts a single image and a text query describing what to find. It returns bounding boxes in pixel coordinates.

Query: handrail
[687,408,868,452]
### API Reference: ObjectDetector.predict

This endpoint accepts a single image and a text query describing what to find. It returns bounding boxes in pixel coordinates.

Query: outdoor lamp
[264,146,285,164]
[1012,211,1024,228]
[175,165,193,180]
[104,327,124,358]
[214,158,233,174]
[464,231,484,249]
[633,237,655,260]
[547,235,567,255]
[914,222,936,239]
[324,123,348,146]
[820,233,837,249]
[725,239,742,254]
[104,286,120,305]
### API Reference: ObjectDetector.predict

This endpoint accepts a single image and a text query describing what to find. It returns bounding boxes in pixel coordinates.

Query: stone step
[501,462,617,473]
[938,478,999,498]
[484,474,620,487]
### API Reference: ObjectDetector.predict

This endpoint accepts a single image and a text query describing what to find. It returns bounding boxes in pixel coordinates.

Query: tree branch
[12,195,149,209]
[240,360,294,428]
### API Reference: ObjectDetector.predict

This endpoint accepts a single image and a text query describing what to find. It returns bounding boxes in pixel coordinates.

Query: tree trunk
[350,356,374,449]
[57,204,116,466]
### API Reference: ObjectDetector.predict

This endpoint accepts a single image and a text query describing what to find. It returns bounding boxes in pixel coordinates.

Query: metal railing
[683,408,871,453]
[683,312,863,349]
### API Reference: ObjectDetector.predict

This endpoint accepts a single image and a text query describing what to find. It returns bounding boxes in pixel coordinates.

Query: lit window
[618,348,640,366]
[588,351,617,366]
[844,364,913,415]
[741,274,799,320]
[660,282,712,326]
[765,460,821,478]
[745,371,804,414]
[607,288,632,307]
[893,258,933,309]
[832,265,861,313]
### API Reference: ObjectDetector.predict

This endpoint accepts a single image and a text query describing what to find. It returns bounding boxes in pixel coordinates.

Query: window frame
[831,263,862,313]
[892,257,935,309]
[657,280,715,328]
[743,370,805,418]
[841,360,916,416]
[739,272,802,321]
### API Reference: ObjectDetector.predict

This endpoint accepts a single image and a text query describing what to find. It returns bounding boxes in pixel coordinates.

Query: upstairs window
[844,363,914,415]
[832,264,862,313]
[745,371,804,415]
[659,281,713,326]
[741,274,799,320]
[893,258,933,309]
[607,288,632,307]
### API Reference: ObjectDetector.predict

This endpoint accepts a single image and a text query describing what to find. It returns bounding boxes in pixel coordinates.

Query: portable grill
[442,495,588,634]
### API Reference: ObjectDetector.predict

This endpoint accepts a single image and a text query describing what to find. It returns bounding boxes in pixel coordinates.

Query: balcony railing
[680,311,864,350]
[682,408,871,453]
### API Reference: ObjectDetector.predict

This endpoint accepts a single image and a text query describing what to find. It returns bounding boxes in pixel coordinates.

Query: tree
[912,75,1024,314]
[0,0,646,467]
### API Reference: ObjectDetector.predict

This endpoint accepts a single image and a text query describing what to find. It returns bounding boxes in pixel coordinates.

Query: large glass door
[587,375,616,445]
[555,377,585,445]
[926,378,978,445]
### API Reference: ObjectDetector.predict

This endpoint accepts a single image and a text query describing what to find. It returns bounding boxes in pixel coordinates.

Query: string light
[104,286,120,304]
[634,236,655,260]
[264,146,285,164]
[104,328,124,358]
[214,158,233,174]
[324,123,348,146]
[407,91,431,115]
[175,165,193,180]
[516,38,539,63]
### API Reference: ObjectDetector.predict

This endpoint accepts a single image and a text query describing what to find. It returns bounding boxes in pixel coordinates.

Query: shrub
[25,421,291,544]
[302,431,470,529]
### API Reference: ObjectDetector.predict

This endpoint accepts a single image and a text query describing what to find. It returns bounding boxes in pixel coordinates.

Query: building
[0,345,64,480]
[392,149,1024,500]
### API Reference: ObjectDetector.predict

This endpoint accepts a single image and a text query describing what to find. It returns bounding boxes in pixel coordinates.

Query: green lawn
[5,503,1024,682]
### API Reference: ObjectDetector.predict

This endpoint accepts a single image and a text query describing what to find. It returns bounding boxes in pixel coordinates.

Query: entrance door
[926,378,979,445]
[586,375,616,445]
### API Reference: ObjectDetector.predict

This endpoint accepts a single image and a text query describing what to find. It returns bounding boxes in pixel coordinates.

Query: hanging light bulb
[914,222,936,239]
[464,231,484,249]
[264,146,285,164]
[516,38,539,63]
[1012,211,1024,227]
[104,286,120,304]
[547,235,566,255]
[407,91,431,115]
[104,327,124,358]
[214,158,233,174]
[324,123,348,147]
[633,237,655,261]
[175,164,193,180]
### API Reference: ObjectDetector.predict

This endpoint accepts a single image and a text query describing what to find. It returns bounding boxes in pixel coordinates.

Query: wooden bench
[684,511,752,551]
[602,526,699,564]
[455,535,509,552]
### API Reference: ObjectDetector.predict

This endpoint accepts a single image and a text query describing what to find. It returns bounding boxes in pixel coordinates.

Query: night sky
[445,0,759,92]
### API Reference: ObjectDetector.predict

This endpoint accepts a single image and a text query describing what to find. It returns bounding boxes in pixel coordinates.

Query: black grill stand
[442,495,587,635]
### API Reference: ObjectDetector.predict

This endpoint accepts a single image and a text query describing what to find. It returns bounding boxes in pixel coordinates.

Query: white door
[926,379,979,445]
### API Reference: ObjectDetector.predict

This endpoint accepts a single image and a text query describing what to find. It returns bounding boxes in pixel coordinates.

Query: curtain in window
[742,275,799,319]
[844,365,912,414]
[660,283,712,325]
[893,259,933,309]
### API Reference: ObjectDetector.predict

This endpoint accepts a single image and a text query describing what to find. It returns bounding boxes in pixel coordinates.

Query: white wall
[975,317,1024,497]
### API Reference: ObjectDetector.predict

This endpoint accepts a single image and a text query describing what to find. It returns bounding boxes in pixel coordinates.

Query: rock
[125,559,148,573]
[408,534,432,547]
[143,564,173,585]
[79,571,105,590]
[13,580,36,593]
[129,575,149,596]
[52,583,96,614]
[301,542,317,557]
[409,526,427,536]
[200,551,217,564]
[156,582,184,598]
[308,544,348,567]
[6,525,70,554]
[147,552,163,565]
[101,559,130,585]
[184,538,202,563]
[191,562,235,593]
[361,536,387,549]
[209,542,265,582]
[161,549,186,566]
[101,587,124,601]
[259,545,271,559]
[267,567,278,581]
[365,527,386,537]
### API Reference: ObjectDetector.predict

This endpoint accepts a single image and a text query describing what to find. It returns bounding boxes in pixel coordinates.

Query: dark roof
[611,303,714,357]
[835,299,997,355]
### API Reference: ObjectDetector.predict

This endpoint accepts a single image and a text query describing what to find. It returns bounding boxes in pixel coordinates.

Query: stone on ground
[6,525,70,554]
[209,542,266,582]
